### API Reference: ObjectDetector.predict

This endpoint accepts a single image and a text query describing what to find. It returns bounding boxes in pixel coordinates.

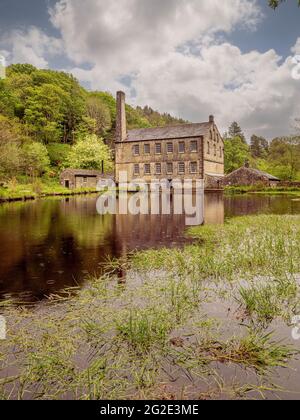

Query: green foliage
[0,79,16,117]
[268,137,300,181]
[47,143,71,168]
[137,105,187,127]
[65,134,114,172]
[250,135,269,159]
[269,0,300,9]
[0,115,23,178]
[1,63,300,183]
[21,142,50,177]
[24,83,69,143]
[86,94,112,137]
[224,137,251,173]
[227,121,246,144]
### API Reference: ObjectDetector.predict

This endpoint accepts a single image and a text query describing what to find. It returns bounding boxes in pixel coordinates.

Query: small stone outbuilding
[223,166,280,188]
[60,169,113,190]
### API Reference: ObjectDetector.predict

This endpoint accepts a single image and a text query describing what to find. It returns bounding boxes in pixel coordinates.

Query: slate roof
[123,122,212,142]
[227,167,280,181]
[60,169,113,178]
[249,168,280,181]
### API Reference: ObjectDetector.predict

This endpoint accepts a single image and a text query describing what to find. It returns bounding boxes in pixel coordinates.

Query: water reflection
[0,193,299,301]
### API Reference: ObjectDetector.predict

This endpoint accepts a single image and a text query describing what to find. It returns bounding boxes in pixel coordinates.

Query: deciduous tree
[224,137,251,174]
[65,135,114,172]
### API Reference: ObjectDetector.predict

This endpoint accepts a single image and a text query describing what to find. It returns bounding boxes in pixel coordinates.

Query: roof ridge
[128,121,211,132]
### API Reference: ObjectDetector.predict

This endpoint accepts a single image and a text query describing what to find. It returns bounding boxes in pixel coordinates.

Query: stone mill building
[115,92,224,189]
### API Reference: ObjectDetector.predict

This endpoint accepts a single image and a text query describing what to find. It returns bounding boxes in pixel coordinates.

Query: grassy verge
[225,186,300,195]
[0,177,98,202]
[0,215,300,400]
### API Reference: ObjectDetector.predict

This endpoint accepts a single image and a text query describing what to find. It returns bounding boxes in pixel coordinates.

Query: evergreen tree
[250,135,269,158]
[228,122,246,143]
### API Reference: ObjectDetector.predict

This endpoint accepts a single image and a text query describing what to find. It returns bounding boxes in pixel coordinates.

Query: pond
[0,193,299,302]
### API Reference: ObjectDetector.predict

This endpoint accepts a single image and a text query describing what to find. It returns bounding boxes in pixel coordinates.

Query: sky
[0,0,300,140]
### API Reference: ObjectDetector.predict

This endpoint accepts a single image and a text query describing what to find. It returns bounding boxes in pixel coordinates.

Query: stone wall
[203,123,224,177]
[222,167,275,187]
[115,137,204,183]
[278,181,300,188]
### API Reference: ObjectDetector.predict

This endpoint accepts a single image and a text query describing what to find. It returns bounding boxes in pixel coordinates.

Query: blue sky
[0,0,299,139]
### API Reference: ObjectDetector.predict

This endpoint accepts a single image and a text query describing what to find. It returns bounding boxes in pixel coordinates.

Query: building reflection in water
[1,192,299,301]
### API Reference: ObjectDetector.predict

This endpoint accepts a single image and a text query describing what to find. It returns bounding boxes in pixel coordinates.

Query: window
[167,142,174,153]
[83,177,87,184]
[133,164,140,176]
[144,164,151,175]
[155,143,162,154]
[191,141,198,153]
[144,144,150,155]
[214,145,217,157]
[155,163,162,175]
[167,162,173,174]
[179,142,185,154]
[178,162,185,174]
[207,142,210,154]
[219,147,222,158]
[190,162,197,174]
[133,145,140,156]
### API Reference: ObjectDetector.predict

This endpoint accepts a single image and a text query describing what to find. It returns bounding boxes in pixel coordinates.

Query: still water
[0,193,299,301]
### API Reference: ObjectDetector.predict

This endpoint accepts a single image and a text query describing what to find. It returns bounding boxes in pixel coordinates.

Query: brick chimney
[116,91,127,142]
[209,115,214,123]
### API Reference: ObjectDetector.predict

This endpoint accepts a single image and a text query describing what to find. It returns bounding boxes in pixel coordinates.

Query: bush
[47,143,71,168]
[64,134,114,172]
[21,142,50,177]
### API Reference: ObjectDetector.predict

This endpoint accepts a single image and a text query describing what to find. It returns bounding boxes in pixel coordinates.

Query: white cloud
[48,0,300,139]
[2,0,300,139]
[292,38,300,54]
[49,0,261,74]
[0,26,62,68]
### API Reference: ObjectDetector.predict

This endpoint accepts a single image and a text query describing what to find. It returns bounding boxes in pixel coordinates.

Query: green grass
[238,276,298,325]
[1,214,300,399]
[211,332,295,372]
[0,177,98,202]
[225,186,300,195]
[132,215,300,282]
[176,331,296,374]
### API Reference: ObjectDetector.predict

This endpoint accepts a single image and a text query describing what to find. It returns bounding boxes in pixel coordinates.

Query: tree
[224,137,251,174]
[65,135,114,172]
[228,122,246,143]
[86,95,112,137]
[0,79,15,117]
[269,0,300,9]
[24,84,69,143]
[250,135,269,158]
[0,116,25,179]
[268,136,300,180]
[21,142,50,177]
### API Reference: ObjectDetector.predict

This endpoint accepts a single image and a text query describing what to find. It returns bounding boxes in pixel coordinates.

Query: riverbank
[225,186,300,196]
[0,178,99,203]
[1,214,300,400]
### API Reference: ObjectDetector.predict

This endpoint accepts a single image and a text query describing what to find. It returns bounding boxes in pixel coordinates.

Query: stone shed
[223,165,280,188]
[60,169,113,190]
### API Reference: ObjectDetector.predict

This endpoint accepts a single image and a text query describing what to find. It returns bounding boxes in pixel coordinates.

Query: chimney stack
[209,115,214,124]
[116,91,127,142]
